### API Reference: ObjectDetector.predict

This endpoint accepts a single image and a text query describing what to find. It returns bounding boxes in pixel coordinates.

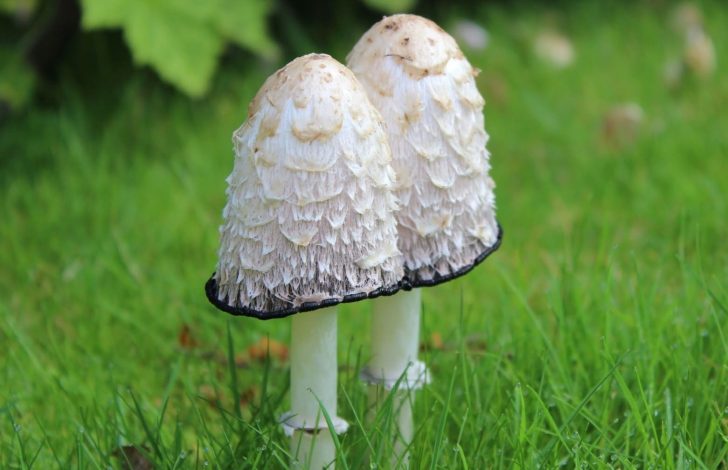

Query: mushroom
[205,53,404,469]
[347,14,502,463]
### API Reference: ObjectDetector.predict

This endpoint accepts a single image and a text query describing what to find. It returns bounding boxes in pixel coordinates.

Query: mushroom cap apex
[248,53,363,119]
[347,14,462,78]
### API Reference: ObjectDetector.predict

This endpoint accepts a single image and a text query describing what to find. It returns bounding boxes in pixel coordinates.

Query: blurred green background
[1,0,727,468]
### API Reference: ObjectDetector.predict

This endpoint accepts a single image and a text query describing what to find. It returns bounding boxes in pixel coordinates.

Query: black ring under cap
[403,222,503,289]
[205,275,403,320]
[205,221,502,320]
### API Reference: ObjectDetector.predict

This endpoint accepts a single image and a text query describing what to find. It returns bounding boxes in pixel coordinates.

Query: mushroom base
[280,413,349,437]
[289,430,337,470]
[360,360,430,390]
[367,385,416,468]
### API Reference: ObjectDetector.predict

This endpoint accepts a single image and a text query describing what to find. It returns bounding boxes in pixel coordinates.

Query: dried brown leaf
[178,323,197,350]
[240,386,259,407]
[602,103,644,149]
[420,331,445,352]
[466,335,488,352]
[113,445,153,470]
[247,337,289,363]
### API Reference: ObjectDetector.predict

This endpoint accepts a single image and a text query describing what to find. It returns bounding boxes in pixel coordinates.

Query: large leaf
[0,0,37,17]
[80,0,278,97]
[0,46,35,110]
[206,0,279,59]
[362,0,417,14]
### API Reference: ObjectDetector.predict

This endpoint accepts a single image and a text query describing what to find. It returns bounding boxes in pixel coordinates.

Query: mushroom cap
[347,15,501,287]
[207,53,404,319]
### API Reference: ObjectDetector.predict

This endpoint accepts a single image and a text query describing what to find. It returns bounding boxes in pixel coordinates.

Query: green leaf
[0,0,37,17]
[208,0,278,60]
[361,0,417,14]
[0,46,35,110]
[81,0,126,28]
[123,2,223,97]
[80,0,278,97]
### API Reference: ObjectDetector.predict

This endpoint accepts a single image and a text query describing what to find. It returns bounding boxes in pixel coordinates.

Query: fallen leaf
[240,386,259,407]
[178,324,197,350]
[684,29,715,78]
[602,103,644,149]
[671,2,703,35]
[247,337,289,363]
[533,30,574,68]
[452,20,489,51]
[198,384,221,409]
[663,58,684,89]
[430,332,444,350]
[113,445,153,470]
[481,73,510,106]
[420,331,445,352]
[235,353,250,368]
[466,335,488,352]
[198,384,218,400]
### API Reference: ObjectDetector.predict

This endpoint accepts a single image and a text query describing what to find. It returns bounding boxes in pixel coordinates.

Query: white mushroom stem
[369,290,422,379]
[366,289,425,467]
[290,431,336,470]
[367,385,415,468]
[288,306,341,469]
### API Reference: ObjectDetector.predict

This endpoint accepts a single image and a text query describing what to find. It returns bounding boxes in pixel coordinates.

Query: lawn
[1,1,727,468]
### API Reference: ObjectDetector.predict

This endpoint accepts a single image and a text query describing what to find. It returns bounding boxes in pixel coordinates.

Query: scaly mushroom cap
[208,53,403,318]
[347,15,501,287]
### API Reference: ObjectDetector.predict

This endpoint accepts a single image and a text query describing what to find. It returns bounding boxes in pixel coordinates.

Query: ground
[1,1,727,468]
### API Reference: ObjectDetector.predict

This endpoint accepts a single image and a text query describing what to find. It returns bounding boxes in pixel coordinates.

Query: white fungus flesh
[214,54,403,314]
[347,15,498,283]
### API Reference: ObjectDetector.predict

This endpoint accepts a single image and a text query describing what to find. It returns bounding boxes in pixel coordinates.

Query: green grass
[2,1,727,468]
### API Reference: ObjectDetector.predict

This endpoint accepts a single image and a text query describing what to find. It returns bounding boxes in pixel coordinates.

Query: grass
[1,1,727,468]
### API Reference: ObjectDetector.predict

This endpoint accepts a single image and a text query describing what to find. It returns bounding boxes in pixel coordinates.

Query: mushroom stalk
[369,290,421,379]
[289,306,338,469]
[367,385,416,467]
[367,289,424,467]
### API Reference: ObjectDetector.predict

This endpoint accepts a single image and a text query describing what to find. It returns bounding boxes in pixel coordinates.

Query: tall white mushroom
[205,53,404,469]
[347,14,502,464]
